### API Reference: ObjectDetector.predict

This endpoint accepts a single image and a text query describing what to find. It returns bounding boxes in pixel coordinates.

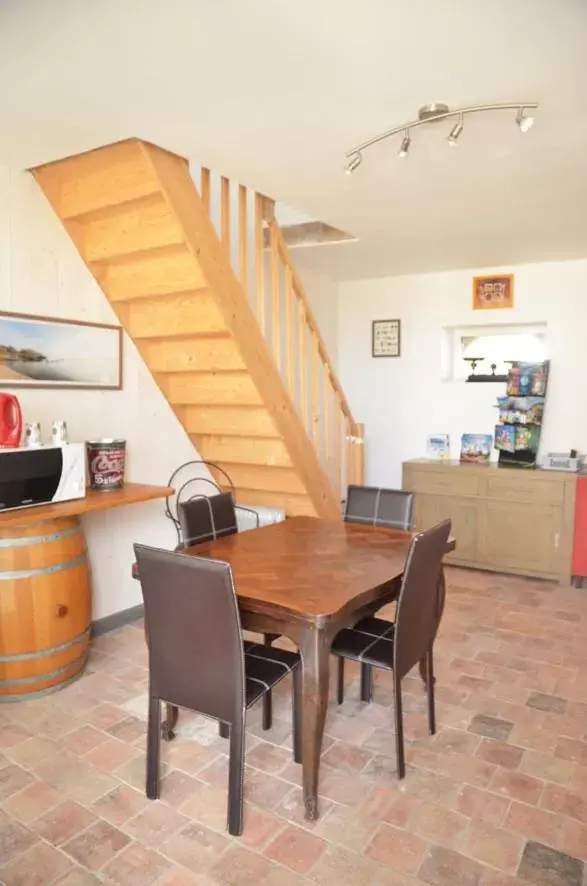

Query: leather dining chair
[332,519,451,779]
[178,492,239,547]
[177,493,278,733]
[344,484,414,530]
[134,543,301,836]
[340,485,415,702]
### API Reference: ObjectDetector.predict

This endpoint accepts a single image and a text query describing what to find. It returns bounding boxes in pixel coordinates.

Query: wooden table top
[0,483,173,527]
[185,516,455,624]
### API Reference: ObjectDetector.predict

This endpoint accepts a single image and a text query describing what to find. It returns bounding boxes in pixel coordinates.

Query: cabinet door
[480,500,561,576]
[413,494,478,564]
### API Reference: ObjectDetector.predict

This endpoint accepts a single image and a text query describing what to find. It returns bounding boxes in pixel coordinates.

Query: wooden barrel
[0,516,91,701]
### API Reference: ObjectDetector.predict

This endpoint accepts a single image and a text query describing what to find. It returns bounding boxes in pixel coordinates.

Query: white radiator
[236,503,286,532]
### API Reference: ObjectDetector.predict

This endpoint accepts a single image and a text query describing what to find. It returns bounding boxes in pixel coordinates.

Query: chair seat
[244,642,300,707]
[332,616,395,671]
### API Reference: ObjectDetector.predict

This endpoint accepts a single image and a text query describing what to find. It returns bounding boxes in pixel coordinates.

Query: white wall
[338,260,587,488]
[0,167,207,619]
[297,264,339,367]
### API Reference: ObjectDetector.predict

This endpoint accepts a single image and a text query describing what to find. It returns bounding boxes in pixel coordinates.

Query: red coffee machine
[0,394,23,447]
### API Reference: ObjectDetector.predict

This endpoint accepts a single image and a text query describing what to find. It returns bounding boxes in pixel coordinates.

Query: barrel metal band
[0,552,87,581]
[0,650,88,687]
[0,625,90,663]
[0,667,86,703]
[0,525,81,549]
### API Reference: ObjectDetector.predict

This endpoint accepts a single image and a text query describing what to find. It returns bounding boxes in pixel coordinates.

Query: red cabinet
[572,476,587,585]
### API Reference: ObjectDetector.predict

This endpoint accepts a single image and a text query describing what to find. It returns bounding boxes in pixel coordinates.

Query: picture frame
[372,319,401,358]
[472,274,514,311]
[460,433,493,464]
[0,311,123,390]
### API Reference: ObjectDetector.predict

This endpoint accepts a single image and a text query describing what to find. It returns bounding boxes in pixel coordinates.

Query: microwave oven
[0,443,86,512]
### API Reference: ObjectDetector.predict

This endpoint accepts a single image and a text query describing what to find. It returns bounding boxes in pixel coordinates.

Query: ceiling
[1,0,586,280]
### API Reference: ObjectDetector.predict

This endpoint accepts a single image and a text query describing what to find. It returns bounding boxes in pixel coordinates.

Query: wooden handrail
[267,218,358,431]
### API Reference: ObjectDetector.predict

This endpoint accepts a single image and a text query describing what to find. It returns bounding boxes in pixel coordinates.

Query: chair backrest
[134,544,245,723]
[393,519,451,680]
[178,492,238,548]
[344,485,414,530]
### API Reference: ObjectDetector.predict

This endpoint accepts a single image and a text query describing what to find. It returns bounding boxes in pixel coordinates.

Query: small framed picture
[473,274,514,310]
[372,319,401,358]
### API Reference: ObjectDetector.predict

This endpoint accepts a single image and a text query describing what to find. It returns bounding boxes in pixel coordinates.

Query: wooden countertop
[0,483,173,527]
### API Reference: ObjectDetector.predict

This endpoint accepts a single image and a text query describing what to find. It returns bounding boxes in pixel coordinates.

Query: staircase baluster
[270,222,280,370]
[324,367,331,485]
[254,193,265,335]
[299,300,307,432]
[221,176,230,256]
[285,264,294,397]
[201,168,210,213]
[239,185,248,299]
[311,334,320,451]
[353,423,365,486]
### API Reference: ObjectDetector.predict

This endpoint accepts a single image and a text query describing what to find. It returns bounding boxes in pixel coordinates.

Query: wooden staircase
[32,139,363,517]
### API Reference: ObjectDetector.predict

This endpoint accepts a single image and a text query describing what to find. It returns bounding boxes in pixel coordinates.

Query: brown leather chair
[134,543,301,836]
[178,492,239,547]
[340,485,415,701]
[331,519,451,779]
[344,484,414,530]
[177,493,278,734]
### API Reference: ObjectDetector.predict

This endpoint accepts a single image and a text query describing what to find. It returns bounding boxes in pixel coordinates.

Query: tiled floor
[1,567,587,885]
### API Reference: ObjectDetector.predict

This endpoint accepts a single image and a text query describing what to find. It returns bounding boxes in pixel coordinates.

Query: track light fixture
[398,131,411,158]
[516,107,534,133]
[344,101,538,170]
[447,114,464,146]
[345,153,362,175]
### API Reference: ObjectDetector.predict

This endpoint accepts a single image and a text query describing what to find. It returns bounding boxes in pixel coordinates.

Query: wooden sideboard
[402,459,577,583]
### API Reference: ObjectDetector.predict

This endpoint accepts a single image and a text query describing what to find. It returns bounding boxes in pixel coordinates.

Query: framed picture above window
[372,319,401,358]
[473,274,514,311]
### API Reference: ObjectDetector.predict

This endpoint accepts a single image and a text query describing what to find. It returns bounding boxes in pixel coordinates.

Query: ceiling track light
[398,131,411,158]
[516,107,534,132]
[345,152,362,174]
[447,113,464,146]
[344,101,538,170]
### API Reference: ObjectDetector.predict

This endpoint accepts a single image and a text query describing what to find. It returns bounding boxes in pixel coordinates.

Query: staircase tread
[63,191,164,223]
[88,242,191,269]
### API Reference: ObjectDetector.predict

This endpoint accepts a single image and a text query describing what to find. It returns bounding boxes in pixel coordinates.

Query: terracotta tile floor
[1,567,587,885]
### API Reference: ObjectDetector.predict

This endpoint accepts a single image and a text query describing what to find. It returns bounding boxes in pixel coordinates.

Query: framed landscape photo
[0,311,123,390]
[372,319,401,358]
[473,274,514,311]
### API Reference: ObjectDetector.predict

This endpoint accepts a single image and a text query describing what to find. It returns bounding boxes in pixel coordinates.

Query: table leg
[419,566,446,686]
[299,625,331,821]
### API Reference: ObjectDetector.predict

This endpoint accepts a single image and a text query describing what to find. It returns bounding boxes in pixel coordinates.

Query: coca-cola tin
[86,439,126,491]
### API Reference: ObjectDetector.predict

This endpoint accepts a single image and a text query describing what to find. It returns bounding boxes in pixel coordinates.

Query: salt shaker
[24,422,42,448]
[51,420,69,446]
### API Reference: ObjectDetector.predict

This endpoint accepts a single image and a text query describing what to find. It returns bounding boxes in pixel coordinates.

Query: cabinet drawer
[407,468,482,498]
[485,473,564,505]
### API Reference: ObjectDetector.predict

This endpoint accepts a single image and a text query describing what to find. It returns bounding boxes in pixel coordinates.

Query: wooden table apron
[180,516,454,821]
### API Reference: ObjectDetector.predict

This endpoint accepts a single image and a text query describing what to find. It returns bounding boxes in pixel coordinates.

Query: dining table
[169,515,455,821]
